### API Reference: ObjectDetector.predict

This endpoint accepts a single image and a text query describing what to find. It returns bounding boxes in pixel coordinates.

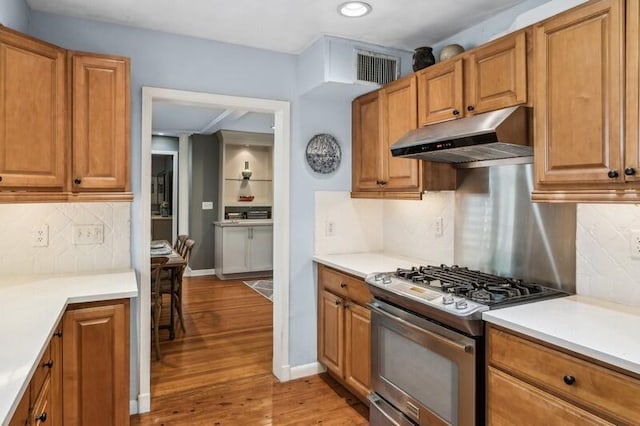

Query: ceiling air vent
[355,49,400,85]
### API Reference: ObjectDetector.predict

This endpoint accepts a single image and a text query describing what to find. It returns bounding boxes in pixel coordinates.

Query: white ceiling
[26,0,527,54]
[152,101,273,136]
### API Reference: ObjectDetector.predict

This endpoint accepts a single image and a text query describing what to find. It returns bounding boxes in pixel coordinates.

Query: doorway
[150,150,178,243]
[138,87,291,413]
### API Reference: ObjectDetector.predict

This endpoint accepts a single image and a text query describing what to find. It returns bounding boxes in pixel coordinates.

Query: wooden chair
[151,256,169,360]
[160,238,195,334]
[173,234,189,254]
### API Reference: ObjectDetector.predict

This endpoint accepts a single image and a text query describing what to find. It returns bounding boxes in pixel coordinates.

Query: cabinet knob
[607,170,619,179]
[379,180,387,185]
[43,359,54,369]
[74,178,82,185]
[340,282,347,288]
[344,303,351,309]
[35,412,47,423]
[0,176,3,182]
[625,167,636,176]
[452,109,460,116]
[467,105,475,112]
[335,299,341,305]
[563,375,576,385]
[54,331,62,338]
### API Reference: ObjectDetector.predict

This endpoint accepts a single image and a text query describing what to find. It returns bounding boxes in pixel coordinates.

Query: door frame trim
[139,86,291,413]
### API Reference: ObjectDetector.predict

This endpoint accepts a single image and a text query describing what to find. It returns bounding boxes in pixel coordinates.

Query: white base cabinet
[214,222,273,279]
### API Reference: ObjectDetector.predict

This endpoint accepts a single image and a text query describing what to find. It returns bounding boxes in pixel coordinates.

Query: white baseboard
[137,392,151,414]
[184,267,216,277]
[289,362,326,380]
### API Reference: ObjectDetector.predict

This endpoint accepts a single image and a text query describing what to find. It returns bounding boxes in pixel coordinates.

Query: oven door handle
[369,303,474,354]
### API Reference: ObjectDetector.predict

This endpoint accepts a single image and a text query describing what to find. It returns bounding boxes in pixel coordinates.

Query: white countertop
[0,270,138,425]
[213,219,273,227]
[483,295,640,375]
[313,252,432,279]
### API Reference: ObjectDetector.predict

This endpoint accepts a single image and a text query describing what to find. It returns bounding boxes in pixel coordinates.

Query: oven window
[380,326,458,424]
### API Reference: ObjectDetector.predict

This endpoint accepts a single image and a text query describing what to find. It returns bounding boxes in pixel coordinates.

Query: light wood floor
[131,275,368,425]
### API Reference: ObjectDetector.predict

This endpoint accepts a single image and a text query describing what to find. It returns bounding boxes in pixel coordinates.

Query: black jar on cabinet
[412,46,435,71]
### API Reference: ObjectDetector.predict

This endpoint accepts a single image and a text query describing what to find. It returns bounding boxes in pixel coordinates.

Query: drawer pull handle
[335,299,341,305]
[35,412,47,423]
[340,282,347,288]
[43,359,54,369]
[563,375,576,385]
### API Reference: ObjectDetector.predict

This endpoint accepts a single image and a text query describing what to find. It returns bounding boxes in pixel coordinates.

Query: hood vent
[355,49,399,85]
[391,106,532,164]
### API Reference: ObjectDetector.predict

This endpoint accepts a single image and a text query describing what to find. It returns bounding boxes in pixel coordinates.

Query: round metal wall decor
[305,133,341,174]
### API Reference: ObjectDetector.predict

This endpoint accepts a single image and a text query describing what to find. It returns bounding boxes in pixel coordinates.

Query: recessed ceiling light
[338,1,372,18]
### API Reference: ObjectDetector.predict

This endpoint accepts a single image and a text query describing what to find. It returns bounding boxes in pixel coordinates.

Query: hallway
[131,275,368,425]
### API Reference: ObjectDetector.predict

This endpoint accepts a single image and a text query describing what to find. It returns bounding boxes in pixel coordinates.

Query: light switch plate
[72,224,104,245]
[202,201,214,210]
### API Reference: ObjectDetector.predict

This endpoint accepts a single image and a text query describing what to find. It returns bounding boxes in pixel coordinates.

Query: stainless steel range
[366,264,568,426]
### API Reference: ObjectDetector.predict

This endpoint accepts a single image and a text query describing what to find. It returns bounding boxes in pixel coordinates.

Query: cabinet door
[467,31,527,115]
[318,289,344,377]
[417,58,464,126]
[221,226,250,274]
[50,324,63,426]
[63,301,129,426]
[534,0,624,185]
[352,91,382,191]
[71,53,129,191]
[487,367,612,426]
[344,303,371,400]
[248,226,273,272]
[381,75,420,191]
[0,27,66,189]
[626,0,640,182]
[31,375,51,426]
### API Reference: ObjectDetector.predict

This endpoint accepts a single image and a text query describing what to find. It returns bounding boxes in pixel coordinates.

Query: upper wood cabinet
[0,26,131,202]
[71,53,130,193]
[0,27,66,190]
[416,31,528,127]
[352,75,457,199]
[531,0,639,201]
[417,58,464,125]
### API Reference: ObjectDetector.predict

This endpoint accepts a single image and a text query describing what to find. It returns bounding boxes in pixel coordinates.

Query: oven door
[369,300,477,426]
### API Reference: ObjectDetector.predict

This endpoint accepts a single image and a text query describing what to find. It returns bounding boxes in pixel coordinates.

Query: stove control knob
[374,273,383,281]
[382,276,392,285]
[442,295,454,305]
[455,300,468,310]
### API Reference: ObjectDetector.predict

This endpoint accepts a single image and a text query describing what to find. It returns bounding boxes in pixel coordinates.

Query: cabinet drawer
[488,327,640,425]
[318,265,372,306]
[488,367,612,425]
[30,342,52,403]
[8,387,29,426]
[31,375,51,426]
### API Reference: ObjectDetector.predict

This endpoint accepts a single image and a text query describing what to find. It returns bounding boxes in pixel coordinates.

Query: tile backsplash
[576,204,640,306]
[315,191,454,264]
[0,202,131,276]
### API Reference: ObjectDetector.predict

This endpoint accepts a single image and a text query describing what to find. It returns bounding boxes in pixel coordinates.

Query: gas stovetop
[365,264,568,336]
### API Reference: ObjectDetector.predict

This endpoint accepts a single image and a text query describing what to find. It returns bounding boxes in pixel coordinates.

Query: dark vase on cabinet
[412,46,435,71]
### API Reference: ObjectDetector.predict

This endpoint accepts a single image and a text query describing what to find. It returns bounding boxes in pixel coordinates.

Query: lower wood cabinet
[487,325,640,425]
[8,299,130,426]
[317,264,372,402]
[63,300,130,426]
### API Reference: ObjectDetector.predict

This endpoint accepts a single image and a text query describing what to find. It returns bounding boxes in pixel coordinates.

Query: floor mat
[242,279,273,302]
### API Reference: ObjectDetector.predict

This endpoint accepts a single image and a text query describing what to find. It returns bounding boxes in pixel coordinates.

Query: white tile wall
[314,192,383,255]
[314,191,455,264]
[576,204,640,306]
[383,192,455,265]
[0,202,131,276]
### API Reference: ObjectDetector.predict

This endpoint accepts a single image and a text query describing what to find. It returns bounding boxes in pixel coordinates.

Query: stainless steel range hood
[391,106,532,164]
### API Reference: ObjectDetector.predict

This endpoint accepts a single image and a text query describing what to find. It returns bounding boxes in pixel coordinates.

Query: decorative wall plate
[306,134,341,174]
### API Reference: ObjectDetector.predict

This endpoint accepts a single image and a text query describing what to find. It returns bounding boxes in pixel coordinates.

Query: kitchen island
[0,270,137,425]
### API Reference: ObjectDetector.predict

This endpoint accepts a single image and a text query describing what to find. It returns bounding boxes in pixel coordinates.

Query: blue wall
[0,0,30,32]
[27,10,352,389]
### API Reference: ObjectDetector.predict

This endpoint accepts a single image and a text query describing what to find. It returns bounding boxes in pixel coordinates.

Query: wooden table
[151,240,186,340]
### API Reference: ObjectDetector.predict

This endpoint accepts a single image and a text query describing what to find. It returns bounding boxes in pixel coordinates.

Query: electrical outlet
[325,220,336,237]
[31,225,49,247]
[72,224,104,245]
[434,217,443,237]
[631,230,640,259]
